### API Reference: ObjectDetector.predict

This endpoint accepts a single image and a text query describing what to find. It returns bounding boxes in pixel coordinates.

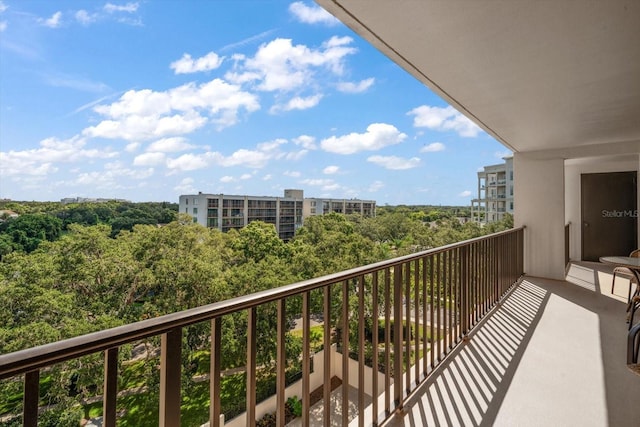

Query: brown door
[581,171,637,261]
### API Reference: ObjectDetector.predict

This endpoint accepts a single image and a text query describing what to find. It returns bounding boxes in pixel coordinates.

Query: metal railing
[0,228,524,427]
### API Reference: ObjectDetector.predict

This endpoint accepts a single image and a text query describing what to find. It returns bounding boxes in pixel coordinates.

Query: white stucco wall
[514,155,566,280]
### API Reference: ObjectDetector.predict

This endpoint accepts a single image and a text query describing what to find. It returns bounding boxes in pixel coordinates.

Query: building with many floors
[179,190,375,240]
[471,156,514,223]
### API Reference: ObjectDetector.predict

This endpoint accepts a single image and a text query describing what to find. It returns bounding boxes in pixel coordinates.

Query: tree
[0,213,63,252]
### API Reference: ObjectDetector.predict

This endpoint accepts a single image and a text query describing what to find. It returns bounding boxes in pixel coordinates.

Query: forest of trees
[0,202,512,426]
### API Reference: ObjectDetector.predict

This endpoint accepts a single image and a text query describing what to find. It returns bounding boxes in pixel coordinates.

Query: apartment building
[471,156,514,223]
[179,190,376,240]
[302,198,376,217]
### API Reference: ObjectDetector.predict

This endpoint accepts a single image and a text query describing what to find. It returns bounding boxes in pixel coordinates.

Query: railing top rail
[0,227,524,379]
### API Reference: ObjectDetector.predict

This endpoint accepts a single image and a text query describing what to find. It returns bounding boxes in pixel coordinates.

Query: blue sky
[0,1,510,205]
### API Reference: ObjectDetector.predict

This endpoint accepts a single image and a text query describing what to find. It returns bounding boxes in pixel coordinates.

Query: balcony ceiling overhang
[316,0,640,157]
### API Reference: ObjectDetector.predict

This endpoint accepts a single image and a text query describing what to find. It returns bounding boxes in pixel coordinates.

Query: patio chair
[611,249,640,303]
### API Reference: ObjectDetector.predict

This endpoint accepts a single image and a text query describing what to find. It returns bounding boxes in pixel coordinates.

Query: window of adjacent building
[186,199,188,205]
[185,207,189,213]
[194,198,198,205]
[193,208,198,214]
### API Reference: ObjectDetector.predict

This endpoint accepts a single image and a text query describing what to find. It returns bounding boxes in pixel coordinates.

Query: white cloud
[336,78,374,93]
[166,153,210,172]
[220,176,234,183]
[285,150,308,161]
[0,21,6,32]
[262,174,272,181]
[220,29,277,52]
[125,142,141,152]
[133,152,165,166]
[0,136,116,176]
[323,165,339,174]
[284,171,301,178]
[226,37,356,92]
[147,137,194,153]
[420,142,446,153]
[289,2,340,26]
[83,80,260,140]
[300,178,340,191]
[75,10,97,25]
[368,180,384,192]
[170,52,224,74]
[219,149,270,168]
[240,173,252,180]
[165,148,271,173]
[75,164,153,189]
[40,11,62,28]
[271,94,323,113]
[408,105,482,137]
[0,2,7,13]
[320,123,407,154]
[174,177,195,193]
[459,190,472,197]
[257,138,287,153]
[104,2,139,13]
[367,155,420,170]
[43,73,109,93]
[293,135,317,150]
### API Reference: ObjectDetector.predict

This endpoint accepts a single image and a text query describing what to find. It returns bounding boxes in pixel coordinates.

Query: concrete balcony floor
[383,262,640,427]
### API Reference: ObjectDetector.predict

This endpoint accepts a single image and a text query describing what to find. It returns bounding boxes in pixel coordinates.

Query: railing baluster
[447,250,452,351]
[461,245,469,338]
[23,370,39,427]
[436,252,441,362]
[103,347,118,427]
[246,308,257,427]
[302,292,311,427]
[384,268,391,416]
[414,259,420,383]
[160,328,182,427]
[422,256,428,377]
[372,270,379,425]
[429,255,435,370]
[276,300,286,427]
[393,264,403,411]
[452,248,459,343]
[358,276,365,427]
[404,261,411,393]
[210,318,222,427]
[342,280,350,426]
[323,286,332,427]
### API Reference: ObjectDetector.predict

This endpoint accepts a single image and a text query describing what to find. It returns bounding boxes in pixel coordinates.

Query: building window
[185,207,189,213]
[194,198,199,205]
[193,207,198,214]
[186,199,188,205]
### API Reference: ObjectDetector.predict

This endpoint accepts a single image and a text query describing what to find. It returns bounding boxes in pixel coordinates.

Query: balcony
[2,228,640,427]
[1,229,524,426]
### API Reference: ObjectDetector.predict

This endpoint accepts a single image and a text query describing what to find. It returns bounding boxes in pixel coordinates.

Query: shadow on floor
[382,267,640,427]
